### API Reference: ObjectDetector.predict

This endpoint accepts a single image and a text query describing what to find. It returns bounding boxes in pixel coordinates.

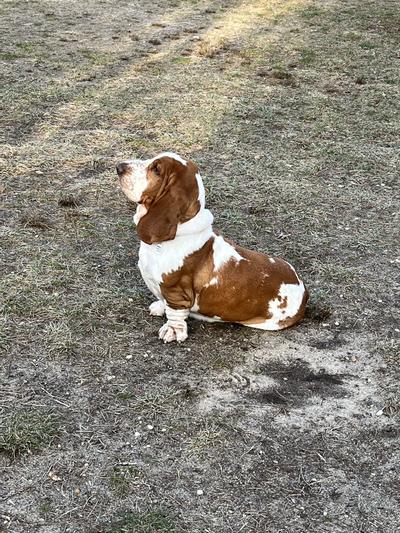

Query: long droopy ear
[137,159,199,244]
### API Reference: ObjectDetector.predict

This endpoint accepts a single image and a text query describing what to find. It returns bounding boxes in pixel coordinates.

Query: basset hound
[116,152,308,343]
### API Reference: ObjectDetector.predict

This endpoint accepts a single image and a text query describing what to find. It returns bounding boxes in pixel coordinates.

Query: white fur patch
[119,158,152,203]
[189,312,223,323]
[243,281,305,331]
[205,276,218,287]
[133,203,148,225]
[212,235,244,271]
[154,151,187,166]
[195,172,206,209]
[149,300,165,316]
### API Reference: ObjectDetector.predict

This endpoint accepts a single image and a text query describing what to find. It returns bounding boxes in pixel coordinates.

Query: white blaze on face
[119,158,152,203]
[156,152,187,166]
[118,152,188,204]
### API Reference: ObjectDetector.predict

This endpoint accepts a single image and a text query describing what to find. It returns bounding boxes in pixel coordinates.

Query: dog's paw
[158,322,188,343]
[149,300,165,316]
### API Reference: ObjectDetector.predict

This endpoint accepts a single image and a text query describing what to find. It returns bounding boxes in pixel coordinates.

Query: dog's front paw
[149,300,165,316]
[158,322,188,343]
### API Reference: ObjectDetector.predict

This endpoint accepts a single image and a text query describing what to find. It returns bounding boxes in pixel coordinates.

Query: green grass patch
[171,56,192,64]
[299,48,316,66]
[109,465,142,497]
[0,409,61,457]
[106,510,180,533]
[300,5,324,19]
[0,51,24,60]
[360,41,377,50]
[79,49,111,65]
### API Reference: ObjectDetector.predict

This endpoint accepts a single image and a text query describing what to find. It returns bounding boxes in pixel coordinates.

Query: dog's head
[116,152,201,244]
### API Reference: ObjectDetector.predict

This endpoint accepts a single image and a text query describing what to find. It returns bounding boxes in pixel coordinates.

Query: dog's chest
[138,239,190,298]
[137,227,213,298]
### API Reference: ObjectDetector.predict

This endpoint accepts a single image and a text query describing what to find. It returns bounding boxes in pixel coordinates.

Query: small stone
[126,354,132,360]
[147,424,154,430]
[48,471,62,481]
[196,489,204,495]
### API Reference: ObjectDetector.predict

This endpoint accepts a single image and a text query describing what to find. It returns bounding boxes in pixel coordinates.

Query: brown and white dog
[117,152,308,343]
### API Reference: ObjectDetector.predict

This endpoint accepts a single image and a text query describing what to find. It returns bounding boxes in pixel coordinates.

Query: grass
[0,0,399,531]
[0,410,60,457]
[109,465,143,497]
[107,510,180,533]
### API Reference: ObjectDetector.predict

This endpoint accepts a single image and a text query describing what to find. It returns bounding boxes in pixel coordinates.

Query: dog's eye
[153,163,162,176]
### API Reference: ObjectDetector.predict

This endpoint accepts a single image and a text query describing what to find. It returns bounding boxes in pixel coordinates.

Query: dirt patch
[251,358,347,406]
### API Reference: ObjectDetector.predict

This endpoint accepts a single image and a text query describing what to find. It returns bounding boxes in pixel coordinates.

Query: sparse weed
[0,410,60,457]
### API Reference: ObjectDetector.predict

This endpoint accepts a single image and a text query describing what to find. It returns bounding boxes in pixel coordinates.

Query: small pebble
[147,424,154,430]
[197,489,204,495]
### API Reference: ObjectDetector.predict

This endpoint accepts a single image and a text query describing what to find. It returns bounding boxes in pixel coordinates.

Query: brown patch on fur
[278,296,288,309]
[161,233,307,327]
[160,238,215,309]
[198,247,300,323]
[137,157,200,244]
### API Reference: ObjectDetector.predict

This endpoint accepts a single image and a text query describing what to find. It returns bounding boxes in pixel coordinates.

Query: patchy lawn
[0,0,399,531]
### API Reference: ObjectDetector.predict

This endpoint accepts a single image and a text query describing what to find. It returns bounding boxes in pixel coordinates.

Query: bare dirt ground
[1,0,399,531]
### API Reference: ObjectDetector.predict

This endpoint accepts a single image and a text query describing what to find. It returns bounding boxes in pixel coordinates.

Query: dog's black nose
[116,162,130,176]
